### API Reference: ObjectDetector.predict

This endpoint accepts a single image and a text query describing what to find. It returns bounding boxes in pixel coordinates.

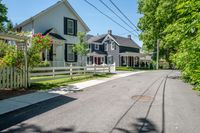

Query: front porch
[120,52,151,68]
[87,52,106,65]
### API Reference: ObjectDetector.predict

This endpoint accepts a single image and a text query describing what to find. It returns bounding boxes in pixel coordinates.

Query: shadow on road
[115,118,158,133]
[134,118,159,133]
[1,123,94,133]
[0,95,76,131]
[114,76,168,133]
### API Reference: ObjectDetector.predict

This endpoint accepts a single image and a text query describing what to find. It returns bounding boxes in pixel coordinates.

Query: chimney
[108,30,112,35]
[128,35,131,39]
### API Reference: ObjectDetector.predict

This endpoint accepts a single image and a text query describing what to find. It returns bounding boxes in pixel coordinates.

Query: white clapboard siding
[0,67,27,89]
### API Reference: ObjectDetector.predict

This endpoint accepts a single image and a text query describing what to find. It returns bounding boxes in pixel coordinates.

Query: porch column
[133,56,135,67]
[93,56,95,65]
[131,56,134,67]
[119,56,121,66]
[126,56,128,67]
[139,57,141,68]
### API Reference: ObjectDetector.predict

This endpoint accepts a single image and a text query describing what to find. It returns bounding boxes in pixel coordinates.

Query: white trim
[87,53,106,57]
[104,42,108,51]
[64,0,90,32]
[15,0,90,32]
[102,34,120,46]
[120,52,143,57]
[67,19,75,35]
[67,45,75,61]
[111,41,116,50]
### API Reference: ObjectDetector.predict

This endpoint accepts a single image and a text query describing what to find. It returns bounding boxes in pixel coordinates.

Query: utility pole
[156,39,160,70]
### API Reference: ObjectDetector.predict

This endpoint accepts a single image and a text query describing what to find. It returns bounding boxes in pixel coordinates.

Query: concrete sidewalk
[0,71,145,116]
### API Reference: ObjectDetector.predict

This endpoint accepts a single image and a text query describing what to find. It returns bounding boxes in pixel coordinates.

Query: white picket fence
[0,64,116,88]
[30,64,115,82]
[0,67,27,89]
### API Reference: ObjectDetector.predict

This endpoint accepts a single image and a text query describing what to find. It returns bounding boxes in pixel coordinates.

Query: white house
[15,0,90,67]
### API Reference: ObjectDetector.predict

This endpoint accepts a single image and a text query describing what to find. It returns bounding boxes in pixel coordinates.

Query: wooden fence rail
[30,64,115,83]
[0,64,116,89]
[30,64,115,78]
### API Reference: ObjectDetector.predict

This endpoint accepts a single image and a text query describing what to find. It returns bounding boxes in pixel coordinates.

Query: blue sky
[2,0,142,46]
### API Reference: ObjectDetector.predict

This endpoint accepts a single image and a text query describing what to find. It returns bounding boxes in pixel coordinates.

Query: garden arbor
[0,32,30,88]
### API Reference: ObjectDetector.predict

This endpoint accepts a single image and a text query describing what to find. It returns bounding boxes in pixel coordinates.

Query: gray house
[87,30,151,67]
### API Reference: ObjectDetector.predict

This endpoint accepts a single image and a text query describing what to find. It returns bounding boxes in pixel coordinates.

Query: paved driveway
[1,70,200,133]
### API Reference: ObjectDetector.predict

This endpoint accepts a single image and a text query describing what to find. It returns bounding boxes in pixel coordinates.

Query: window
[95,44,99,50]
[64,17,77,36]
[67,45,74,61]
[111,42,116,50]
[67,19,74,35]
[104,43,108,51]
[88,44,91,52]
[108,56,113,64]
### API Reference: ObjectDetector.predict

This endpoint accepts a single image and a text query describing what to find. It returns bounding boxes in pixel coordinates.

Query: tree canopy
[0,0,8,31]
[73,32,89,66]
[138,0,200,90]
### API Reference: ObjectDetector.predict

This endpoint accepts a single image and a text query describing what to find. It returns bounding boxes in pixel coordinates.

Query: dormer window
[95,44,99,50]
[111,42,116,50]
[104,43,108,51]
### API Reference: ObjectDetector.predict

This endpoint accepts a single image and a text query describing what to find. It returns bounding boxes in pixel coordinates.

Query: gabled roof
[43,28,66,40]
[87,34,106,44]
[87,33,141,49]
[86,34,94,41]
[15,0,90,32]
[111,35,141,49]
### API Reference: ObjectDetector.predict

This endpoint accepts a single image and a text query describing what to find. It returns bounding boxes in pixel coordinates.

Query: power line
[83,0,138,38]
[98,0,139,35]
[109,0,140,31]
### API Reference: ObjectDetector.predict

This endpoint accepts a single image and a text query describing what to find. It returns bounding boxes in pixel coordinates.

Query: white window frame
[104,43,108,51]
[111,42,116,50]
[67,45,75,61]
[95,44,99,50]
[67,19,74,35]
[108,56,113,64]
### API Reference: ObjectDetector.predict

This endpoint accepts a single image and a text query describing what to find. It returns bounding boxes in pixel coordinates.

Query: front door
[56,45,63,61]
[98,57,101,65]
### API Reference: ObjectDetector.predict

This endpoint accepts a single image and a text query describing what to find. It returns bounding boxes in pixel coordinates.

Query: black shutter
[49,45,53,61]
[74,20,77,36]
[42,52,45,61]
[105,56,107,64]
[65,44,67,62]
[75,52,78,62]
[64,17,67,35]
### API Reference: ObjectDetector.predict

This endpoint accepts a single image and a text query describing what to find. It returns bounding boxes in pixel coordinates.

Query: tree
[0,0,8,31]
[0,41,23,68]
[138,0,162,62]
[164,0,200,90]
[0,33,52,69]
[138,0,178,66]
[73,32,89,66]
[30,33,52,68]
[6,20,14,31]
[138,0,200,90]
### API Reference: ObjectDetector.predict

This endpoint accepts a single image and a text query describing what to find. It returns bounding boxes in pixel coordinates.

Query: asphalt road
[1,70,200,133]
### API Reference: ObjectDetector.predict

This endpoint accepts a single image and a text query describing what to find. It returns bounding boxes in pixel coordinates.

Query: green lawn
[30,73,114,90]
[116,66,153,71]
[116,67,135,71]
